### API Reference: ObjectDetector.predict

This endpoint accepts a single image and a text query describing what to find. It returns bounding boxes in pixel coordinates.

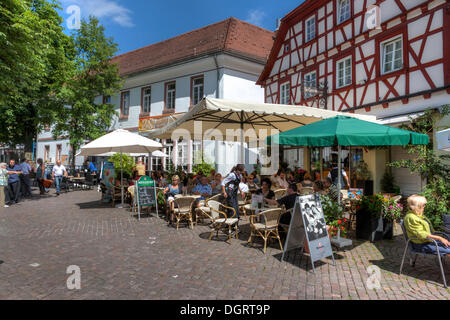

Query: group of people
[0,158,32,207]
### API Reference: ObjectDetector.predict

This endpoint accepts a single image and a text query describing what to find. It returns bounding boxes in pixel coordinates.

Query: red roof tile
[111,18,274,77]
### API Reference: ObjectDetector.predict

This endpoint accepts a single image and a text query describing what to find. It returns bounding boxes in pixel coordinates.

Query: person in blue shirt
[88,161,97,173]
[20,158,32,198]
[6,159,23,205]
[193,175,212,201]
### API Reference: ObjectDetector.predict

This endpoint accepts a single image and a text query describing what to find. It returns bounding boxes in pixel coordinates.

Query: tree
[389,106,450,228]
[0,0,73,151]
[52,16,122,169]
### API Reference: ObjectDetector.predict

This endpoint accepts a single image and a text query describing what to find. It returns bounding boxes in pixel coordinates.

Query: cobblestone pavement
[0,188,448,300]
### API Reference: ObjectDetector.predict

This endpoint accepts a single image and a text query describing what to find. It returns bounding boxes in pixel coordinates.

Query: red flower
[341,226,344,231]
[343,218,347,222]
[338,220,342,224]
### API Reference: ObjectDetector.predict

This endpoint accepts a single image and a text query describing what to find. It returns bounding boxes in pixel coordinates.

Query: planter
[355,210,383,242]
[382,220,394,240]
[356,180,374,196]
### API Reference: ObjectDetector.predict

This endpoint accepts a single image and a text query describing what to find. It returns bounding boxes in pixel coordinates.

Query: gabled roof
[111,17,274,77]
[257,0,323,85]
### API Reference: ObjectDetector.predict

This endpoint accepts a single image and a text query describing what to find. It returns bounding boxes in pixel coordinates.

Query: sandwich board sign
[282,194,335,272]
[136,176,158,220]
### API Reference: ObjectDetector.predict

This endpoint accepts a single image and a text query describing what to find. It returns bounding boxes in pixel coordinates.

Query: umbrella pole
[240,112,245,164]
[121,151,124,206]
[337,145,342,206]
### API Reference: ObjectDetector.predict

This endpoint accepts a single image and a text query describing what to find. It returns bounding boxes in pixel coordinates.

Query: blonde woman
[404,195,450,256]
[163,175,185,225]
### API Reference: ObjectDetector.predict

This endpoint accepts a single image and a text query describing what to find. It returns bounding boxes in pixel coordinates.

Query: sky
[58,0,306,55]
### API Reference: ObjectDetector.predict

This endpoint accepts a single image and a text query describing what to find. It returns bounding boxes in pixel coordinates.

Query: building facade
[37,18,274,174]
[258,0,449,195]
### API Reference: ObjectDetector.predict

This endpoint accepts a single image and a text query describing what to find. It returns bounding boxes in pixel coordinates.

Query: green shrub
[107,153,135,180]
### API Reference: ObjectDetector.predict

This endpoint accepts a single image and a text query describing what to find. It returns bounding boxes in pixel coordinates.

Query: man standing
[221,164,245,220]
[0,162,10,207]
[328,162,349,189]
[20,158,32,198]
[52,160,68,196]
[6,159,23,205]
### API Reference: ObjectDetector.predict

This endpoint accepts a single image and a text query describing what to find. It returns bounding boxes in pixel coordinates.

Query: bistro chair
[204,200,239,243]
[274,189,287,200]
[173,196,197,230]
[399,220,448,288]
[128,186,137,213]
[299,187,314,196]
[248,208,284,254]
[237,192,251,217]
[195,194,221,225]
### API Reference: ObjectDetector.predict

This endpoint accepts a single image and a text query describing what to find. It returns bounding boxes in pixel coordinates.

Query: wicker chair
[203,200,239,243]
[274,189,287,200]
[195,194,222,225]
[128,186,137,213]
[173,196,197,230]
[299,187,314,196]
[248,208,284,254]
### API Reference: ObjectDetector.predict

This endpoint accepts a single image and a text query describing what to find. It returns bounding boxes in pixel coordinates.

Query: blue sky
[58,0,306,55]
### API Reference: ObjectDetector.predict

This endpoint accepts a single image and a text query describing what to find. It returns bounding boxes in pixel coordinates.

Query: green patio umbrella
[267,115,429,203]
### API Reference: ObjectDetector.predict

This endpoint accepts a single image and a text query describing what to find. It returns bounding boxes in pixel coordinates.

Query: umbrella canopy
[78,129,162,156]
[267,115,429,147]
[436,128,450,152]
[148,98,377,141]
[82,150,168,158]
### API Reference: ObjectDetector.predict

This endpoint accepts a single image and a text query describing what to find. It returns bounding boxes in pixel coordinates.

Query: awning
[147,98,378,142]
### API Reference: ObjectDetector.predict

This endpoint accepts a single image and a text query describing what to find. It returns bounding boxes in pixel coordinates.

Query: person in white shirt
[52,160,68,196]
[221,164,245,220]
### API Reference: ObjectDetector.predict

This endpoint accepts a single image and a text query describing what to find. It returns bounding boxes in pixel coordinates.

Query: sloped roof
[111,18,274,77]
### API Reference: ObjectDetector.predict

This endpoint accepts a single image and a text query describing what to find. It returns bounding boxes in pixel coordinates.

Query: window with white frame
[142,87,151,113]
[121,91,130,116]
[382,37,403,74]
[192,141,202,165]
[338,0,351,24]
[280,82,290,104]
[305,16,316,42]
[303,71,317,99]
[177,142,188,170]
[166,83,176,110]
[337,57,352,88]
[192,77,204,106]
[165,140,173,169]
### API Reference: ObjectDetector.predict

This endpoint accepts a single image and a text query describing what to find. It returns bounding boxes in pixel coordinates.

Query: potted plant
[380,195,403,240]
[355,194,384,241]
[355,160,373,196]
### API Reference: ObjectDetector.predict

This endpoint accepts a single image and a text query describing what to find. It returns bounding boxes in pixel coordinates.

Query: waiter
[221,164,245,220]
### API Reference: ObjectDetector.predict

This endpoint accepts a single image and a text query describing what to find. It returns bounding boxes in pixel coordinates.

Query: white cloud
[245,9,266,27]
[62,0,134,27]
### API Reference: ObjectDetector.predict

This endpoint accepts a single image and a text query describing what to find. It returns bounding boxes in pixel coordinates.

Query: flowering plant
[319,194,343,222]
[380,195,403,222]
[329,219,348,238]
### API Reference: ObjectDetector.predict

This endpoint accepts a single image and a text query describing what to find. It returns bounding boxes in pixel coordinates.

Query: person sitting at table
[264,184,298,225]
[271,169,289,189]
[250,171,260,185]
[211,173,223,195]
[255,178,275,200]
[208,169,216,183]
[322,177,343,202]
[301,173,314,188]
[134,160,146,178]
[164,175,185,226]
[246,174,259,194]
[313,180,327,195]
[404,195,450,256]
[193,175,212,202]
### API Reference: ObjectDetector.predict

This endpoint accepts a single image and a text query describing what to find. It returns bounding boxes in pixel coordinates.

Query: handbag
[43,179,53,188]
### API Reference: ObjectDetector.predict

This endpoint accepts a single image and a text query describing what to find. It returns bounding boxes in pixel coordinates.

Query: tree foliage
[388,106,450,229]
[0,0,73,149]
[51,16,122,168]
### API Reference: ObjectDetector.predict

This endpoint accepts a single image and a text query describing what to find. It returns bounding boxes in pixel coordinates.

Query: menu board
[136,176,158,220]
[282,194,335,272]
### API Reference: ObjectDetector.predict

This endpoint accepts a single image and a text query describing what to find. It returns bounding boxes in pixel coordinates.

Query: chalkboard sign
[282,194,335,272]
[136,176,158,220]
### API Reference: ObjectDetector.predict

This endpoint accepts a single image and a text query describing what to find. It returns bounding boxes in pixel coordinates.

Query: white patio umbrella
[78,129,162,207]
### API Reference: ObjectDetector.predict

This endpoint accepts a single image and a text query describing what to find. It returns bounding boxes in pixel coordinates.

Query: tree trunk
[71,143,77,173]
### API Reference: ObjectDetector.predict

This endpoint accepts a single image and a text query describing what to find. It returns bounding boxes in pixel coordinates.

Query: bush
[380,171,396,193]
[192,160,215,177]
[421,177,449,229]
[107,153,135,180]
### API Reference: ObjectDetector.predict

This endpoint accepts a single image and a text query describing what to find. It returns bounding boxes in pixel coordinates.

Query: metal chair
[399,220,448,288]
[248,208,284,254]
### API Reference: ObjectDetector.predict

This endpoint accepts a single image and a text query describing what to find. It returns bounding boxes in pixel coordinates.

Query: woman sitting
[246,174,259,193]
[164,175,185,225]
[211,173,223,195]
[255,178,275,200]
[301,173,314,188]
[404,195,450,256]
[313,180,327,195]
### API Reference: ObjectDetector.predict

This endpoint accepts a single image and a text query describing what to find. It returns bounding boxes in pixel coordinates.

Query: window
[103,95,111,104]
[191,77,204,106]
[142,87,151,114]
[121,91,130,117]
[382,37,403,74]
[280,82,290,105]
[305,16,316,42]
[338,0,351,24]
[177,142,188,170]
[44,145,50,162]
[164,139,173,169]
[303,71,317,99]
[337,57,352,88]
[192,141,202,165]
[284,43,290,54]
[165,82,176,110]
[56,144,62,161]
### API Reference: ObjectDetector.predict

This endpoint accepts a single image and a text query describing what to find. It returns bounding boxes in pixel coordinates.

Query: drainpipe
[213,55,220,169]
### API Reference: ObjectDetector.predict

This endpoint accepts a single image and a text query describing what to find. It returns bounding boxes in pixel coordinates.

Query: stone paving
[0,188,448,300]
